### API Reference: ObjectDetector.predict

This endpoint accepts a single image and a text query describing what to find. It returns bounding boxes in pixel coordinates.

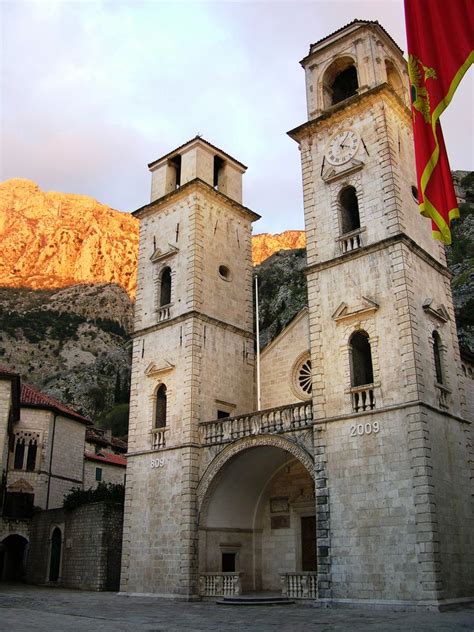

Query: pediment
[322,158,364,183]
[332,296,379,323]
[7,479,34,493]
[422,299,449,323]
[150,244,179,263]
[145,361,175,377]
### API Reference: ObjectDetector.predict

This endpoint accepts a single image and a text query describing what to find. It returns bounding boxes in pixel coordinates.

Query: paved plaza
[0,585,473,631]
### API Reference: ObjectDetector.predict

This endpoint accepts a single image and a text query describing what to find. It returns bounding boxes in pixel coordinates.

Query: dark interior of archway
[350,332,374,386]
[331,66,358,105]
[340,186,360,234]
[0,535,28,582]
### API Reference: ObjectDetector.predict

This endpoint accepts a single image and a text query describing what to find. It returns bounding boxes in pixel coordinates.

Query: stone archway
[0,534,29,582]
[197,435,316,594]
[197,434,315,513]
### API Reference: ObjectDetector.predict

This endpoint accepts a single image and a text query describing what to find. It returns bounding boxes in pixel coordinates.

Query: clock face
[326,130,360,166]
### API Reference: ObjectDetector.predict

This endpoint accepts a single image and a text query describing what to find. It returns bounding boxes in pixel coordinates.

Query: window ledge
[335,226,366,242]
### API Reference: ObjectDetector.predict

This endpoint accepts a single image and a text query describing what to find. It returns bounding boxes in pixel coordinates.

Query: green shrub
[63,482,125,511]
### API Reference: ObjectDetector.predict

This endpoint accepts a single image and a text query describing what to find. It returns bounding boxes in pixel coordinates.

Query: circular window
[411,185,419,202]
[218,265,231,281]
[291,352,312,400]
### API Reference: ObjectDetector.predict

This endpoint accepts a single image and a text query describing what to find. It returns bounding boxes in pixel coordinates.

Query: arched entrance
[0,534,29,582]
[198,439,316,594]
[49,527,62,582]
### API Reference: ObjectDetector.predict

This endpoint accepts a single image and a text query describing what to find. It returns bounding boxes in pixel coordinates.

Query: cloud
[1,0,472,233]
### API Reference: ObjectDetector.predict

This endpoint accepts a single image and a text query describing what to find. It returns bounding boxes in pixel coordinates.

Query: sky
[1,0,473,233]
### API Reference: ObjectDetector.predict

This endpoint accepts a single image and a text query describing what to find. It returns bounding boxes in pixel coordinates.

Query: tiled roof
[85,451,127,467]
[86,427,128,452]
[147,135,247,170]
[305,19,403,58]
[20,382,91,425]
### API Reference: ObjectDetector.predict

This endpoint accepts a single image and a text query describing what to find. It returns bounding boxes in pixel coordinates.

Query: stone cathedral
[121,21,473,608]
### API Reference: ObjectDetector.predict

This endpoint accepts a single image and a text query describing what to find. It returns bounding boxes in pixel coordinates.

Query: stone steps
[216,595,295,606]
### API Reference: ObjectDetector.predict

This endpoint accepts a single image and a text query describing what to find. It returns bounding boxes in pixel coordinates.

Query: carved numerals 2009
[350,421,380,437]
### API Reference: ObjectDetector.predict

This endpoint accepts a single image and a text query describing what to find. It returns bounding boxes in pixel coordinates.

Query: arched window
[432,331,443,384]
[339,186,360,234]
[26,439,37,471]
[49,527,62,582]
[160,267,172,306]
[13,438,25,470]
[323,57,358,108]
[155,384,167,428]
[350,331,374,387]
[385,60,404,96]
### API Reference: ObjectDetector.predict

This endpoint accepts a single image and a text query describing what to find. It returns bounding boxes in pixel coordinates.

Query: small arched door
[49,527,62,582]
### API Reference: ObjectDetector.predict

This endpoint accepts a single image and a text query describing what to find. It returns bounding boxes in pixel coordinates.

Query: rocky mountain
[252,231,306,265]
[0,283,133,425]
[0,179,138,296]
[0,179,303,300]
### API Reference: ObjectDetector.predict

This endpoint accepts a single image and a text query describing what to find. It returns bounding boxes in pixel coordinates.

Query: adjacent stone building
[121,20,473,608]
[0,369,126,584]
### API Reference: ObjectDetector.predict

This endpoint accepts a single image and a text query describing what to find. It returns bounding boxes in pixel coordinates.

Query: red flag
[404,0,474,244]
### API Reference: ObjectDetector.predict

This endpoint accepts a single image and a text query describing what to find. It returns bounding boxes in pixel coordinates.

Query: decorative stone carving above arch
[144,361,175,378]
[422,298,449,324]
[150,244,179,263]
[332,296,379,323]
[197,434,315,513]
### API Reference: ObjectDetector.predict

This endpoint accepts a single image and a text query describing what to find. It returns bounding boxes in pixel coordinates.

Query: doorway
[0,535,28,581]
[49,527,62,582]
[301,516,317,571]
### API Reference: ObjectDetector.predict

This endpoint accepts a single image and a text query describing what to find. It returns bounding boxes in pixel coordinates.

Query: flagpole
[255,274,261,411]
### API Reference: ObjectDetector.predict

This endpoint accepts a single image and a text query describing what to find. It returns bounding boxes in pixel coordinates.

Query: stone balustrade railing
[151,427,168,449]
[350,384,376,413]
[435,383,450,410]
[199,572,243,597]
[199,401,313,446]
[280,572,317,599]
[337,227,364,254]
[157,305,171,322]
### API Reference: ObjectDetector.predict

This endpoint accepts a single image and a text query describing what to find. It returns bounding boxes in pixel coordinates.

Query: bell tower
[121,137,259,597]
[289,21,473,606]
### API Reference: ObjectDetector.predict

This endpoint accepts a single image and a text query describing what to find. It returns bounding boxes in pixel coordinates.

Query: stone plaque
[270,497,289,513]
[271,515,290,529]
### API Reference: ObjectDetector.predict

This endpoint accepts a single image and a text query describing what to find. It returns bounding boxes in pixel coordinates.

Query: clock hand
[339,132,349,147]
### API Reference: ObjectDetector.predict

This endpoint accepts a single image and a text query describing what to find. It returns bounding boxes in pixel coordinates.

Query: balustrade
[199,572,242,597]
[151,427,167,449]
[337,227,363,254]
[199,401,313,446]
[280,572,317,599]
[157,305,171,322]
[350,384,376,412]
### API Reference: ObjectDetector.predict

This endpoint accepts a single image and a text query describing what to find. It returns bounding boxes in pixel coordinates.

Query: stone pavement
[0,584,473,632]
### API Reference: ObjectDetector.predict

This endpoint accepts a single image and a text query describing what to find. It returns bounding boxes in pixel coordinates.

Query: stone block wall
[27,502,123,591]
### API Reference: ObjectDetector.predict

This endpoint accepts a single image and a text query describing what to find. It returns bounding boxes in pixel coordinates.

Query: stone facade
[83,457,126,490]
[122,21,473,608]
[260,308,311,410]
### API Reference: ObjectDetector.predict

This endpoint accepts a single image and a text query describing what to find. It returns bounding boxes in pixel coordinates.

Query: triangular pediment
[7,479,34,493]
[145,361,175,377]
[422,299,450,323]
[322,158,364,183]
[332,296,379,323]
[150,244,179,263]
